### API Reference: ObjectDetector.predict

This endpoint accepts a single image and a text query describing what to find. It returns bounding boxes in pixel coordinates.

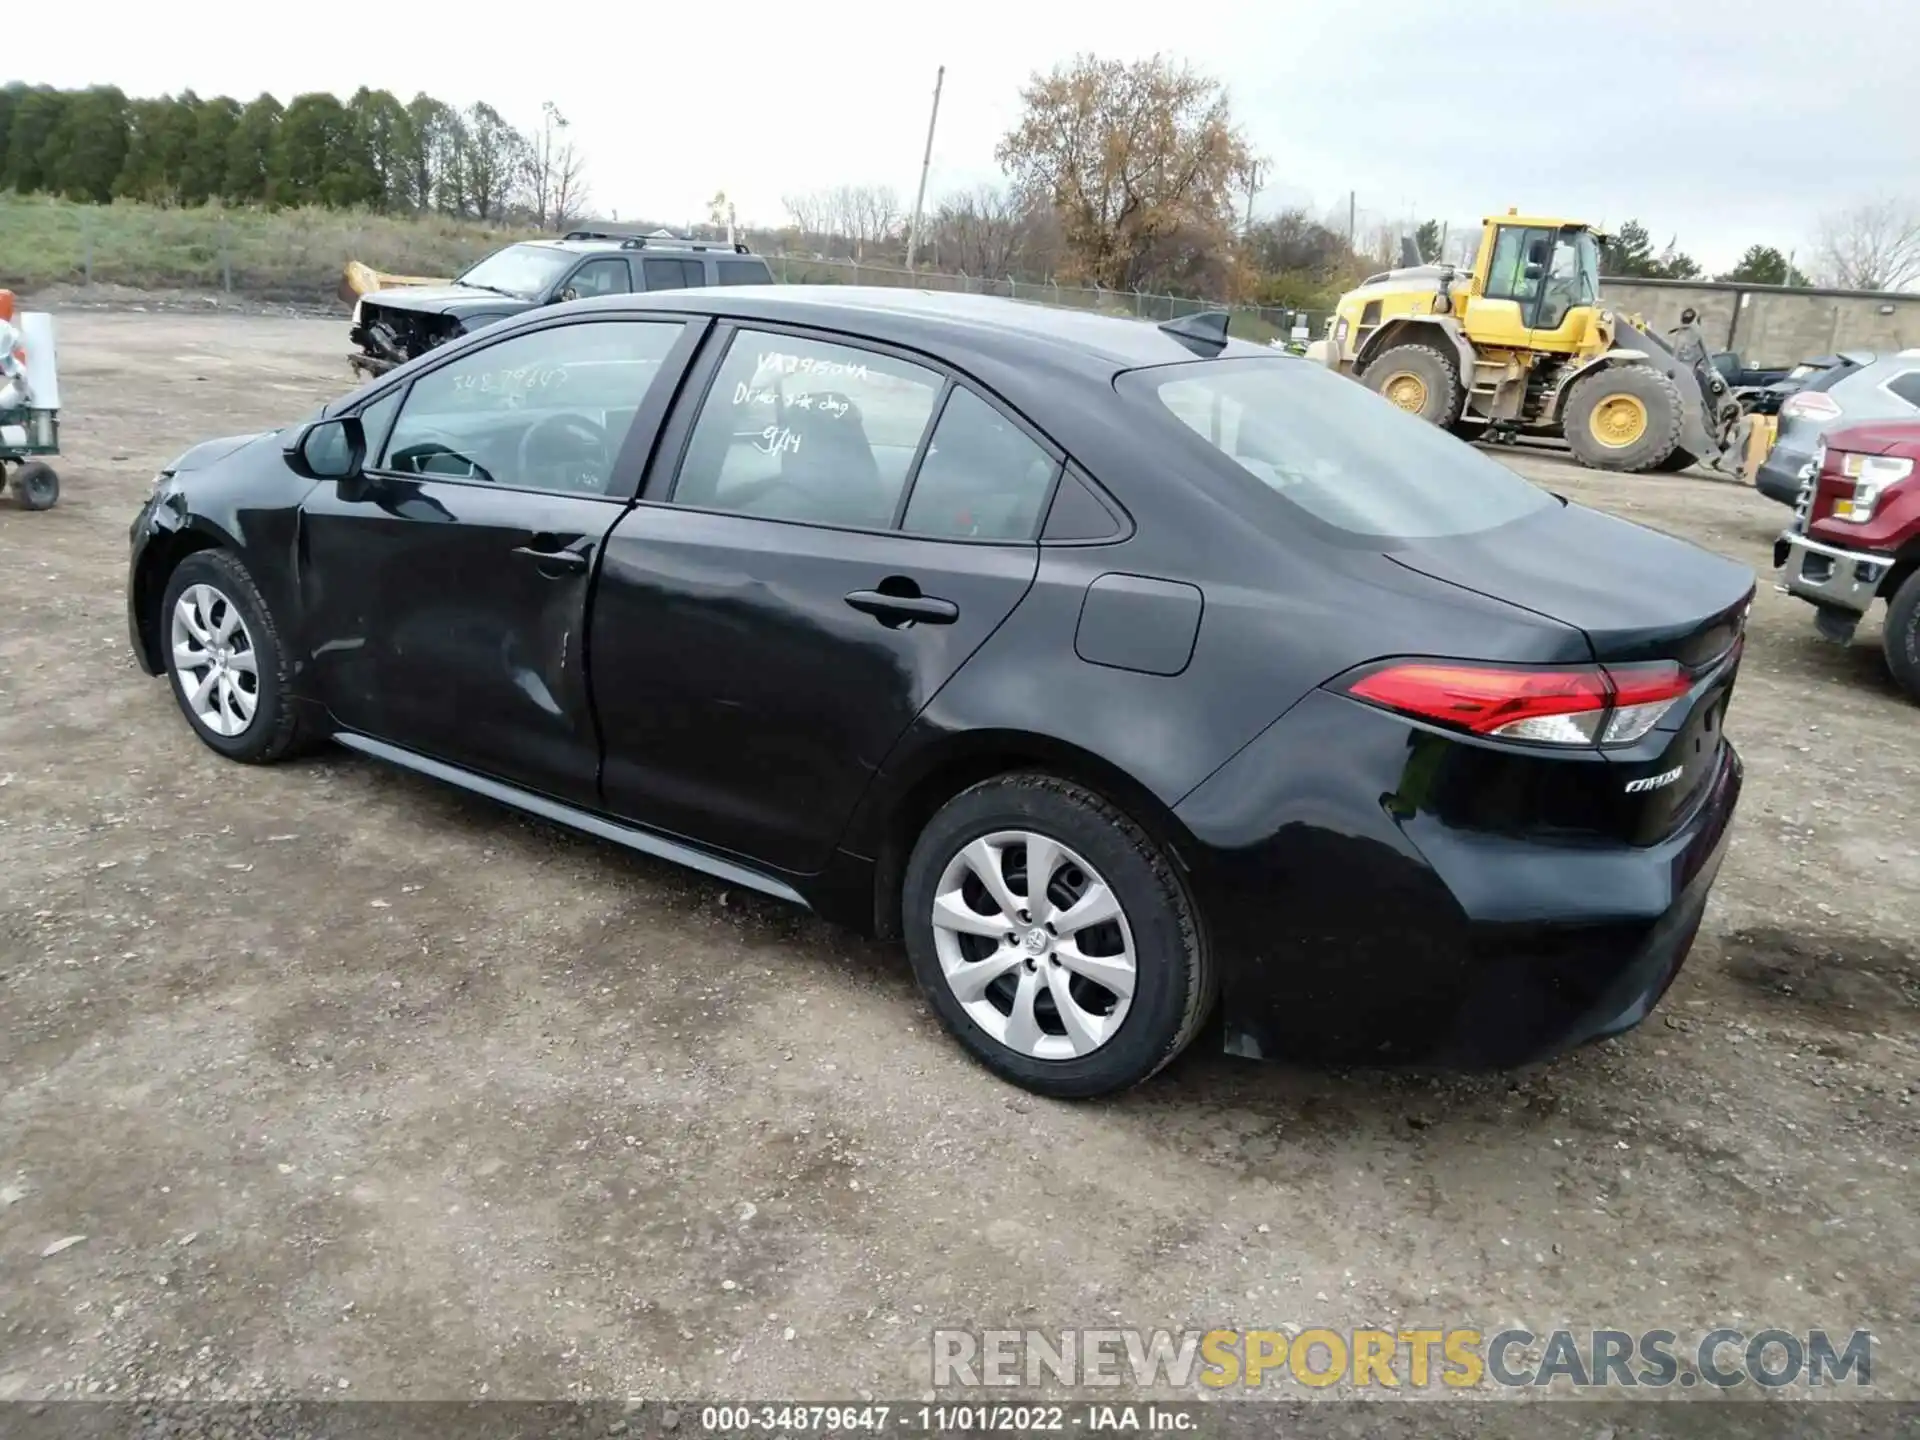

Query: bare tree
[930,184,1031,276]
[779,184,900,260]
[1814,199,1920,292]
[782,191,826,251]
[521,101,589,231]
[550,140,589,232]
[849,184,901,259]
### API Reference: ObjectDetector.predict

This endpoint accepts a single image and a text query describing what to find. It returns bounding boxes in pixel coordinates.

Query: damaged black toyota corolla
[127,288,1750,1097]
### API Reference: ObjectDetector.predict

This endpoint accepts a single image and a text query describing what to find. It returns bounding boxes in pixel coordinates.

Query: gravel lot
[1,310,1915,1404]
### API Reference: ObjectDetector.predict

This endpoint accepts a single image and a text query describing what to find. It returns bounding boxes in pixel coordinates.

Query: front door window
[378,320,684,496]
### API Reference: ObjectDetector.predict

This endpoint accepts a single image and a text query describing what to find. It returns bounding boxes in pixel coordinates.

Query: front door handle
[844,588,959,627]
[511,540,591,575]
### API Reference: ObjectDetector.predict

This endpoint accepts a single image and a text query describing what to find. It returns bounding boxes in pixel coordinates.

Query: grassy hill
[0,195,538,301]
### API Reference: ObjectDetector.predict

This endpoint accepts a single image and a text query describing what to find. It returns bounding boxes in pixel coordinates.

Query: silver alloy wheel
[169,583,260,738]
[930,829,1137,1060]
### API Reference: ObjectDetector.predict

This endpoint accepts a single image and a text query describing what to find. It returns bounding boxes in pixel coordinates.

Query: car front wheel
[902,774,1214,1097]
[160,550,319,764]
[1884,570,1920,703]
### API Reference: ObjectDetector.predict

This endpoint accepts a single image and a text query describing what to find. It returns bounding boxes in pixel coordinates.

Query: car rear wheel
[902,774,1214,1097]
[1884,570,1920,704]
[160,550,320,764]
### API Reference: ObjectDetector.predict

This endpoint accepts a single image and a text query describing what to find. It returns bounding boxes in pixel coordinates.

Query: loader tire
[1563,364,1685,473]
[1362,343,1465,428]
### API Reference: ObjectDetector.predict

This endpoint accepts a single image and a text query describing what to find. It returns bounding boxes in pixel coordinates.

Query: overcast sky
[24,0,1915,273]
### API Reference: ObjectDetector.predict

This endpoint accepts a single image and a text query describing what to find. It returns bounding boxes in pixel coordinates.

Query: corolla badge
[1624,765,1684,795]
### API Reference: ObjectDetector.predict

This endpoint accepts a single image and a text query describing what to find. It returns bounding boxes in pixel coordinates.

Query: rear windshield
[1129,356,1555,540]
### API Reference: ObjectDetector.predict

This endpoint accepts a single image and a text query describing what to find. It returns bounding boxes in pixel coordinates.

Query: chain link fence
[0,197,1331,346]
[767,255,1326,347]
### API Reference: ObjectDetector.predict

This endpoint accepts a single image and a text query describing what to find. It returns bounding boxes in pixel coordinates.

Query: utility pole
[904,65,946,273]
[1348,190,1356,250]
[1242,160,1264,235]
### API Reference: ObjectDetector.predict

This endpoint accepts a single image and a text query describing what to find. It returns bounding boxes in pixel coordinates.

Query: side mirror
[286,415,366,482]
[556,286,580,304]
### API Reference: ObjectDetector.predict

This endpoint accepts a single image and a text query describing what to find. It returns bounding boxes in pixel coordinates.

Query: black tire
[1562,364,1685,473]
[159,549,322,764]
[1652,447,1697,473]
[1360,342,1466,427]
[1884,571,1920,704]
[11,459,59,510]
[901,773,1215,1098]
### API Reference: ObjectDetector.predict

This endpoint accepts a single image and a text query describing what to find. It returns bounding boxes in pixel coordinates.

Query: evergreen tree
[181,96,241,205]
[50,86,129,202]
[117,93,202,201]
[349,88,418,210]
[3,86,69,193]
[0,83,23,180]
[1719,244,1811,287]
[223,93,283,203]
[269,92,356,207]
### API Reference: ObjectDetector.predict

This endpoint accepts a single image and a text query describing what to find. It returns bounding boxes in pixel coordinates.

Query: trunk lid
[1390,499,1753,843]
[1388,500,1753,665]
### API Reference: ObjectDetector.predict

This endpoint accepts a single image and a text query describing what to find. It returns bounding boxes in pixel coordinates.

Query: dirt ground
[1,310,1915,1404]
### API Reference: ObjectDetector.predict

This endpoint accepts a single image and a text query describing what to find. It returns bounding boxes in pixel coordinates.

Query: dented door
[299,478,622,804]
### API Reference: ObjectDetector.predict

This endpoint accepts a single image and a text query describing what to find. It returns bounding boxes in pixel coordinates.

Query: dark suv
[348,231,774,377]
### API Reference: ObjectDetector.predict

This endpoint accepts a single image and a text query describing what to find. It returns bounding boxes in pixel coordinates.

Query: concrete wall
[1597,277,1920,367]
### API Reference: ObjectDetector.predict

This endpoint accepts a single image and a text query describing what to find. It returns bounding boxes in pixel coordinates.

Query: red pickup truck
[1774,419,1920,700]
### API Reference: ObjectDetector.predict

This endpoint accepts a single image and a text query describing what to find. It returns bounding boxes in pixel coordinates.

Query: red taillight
[1343,660,1691,747]
[1781,391,1841,421]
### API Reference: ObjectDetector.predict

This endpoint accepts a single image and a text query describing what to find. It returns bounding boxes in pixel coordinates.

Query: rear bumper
[1756,447,1812,506]
[1773,529,1896,618]
[1174,692,1743,1069]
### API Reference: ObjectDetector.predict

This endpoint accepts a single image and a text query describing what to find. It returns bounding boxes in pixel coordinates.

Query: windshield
[1132,357,1556,540]
[456,244,578,298]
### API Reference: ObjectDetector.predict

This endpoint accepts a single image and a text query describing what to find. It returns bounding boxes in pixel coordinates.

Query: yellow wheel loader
[1307,212,1750,476]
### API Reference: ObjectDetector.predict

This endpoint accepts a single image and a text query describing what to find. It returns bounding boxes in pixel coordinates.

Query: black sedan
[128,287,1751,1097]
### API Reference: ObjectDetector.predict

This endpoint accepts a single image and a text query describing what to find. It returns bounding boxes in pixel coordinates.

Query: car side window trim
[638,318,1072,545]
[355,314,708,503]
[888,378,956,530]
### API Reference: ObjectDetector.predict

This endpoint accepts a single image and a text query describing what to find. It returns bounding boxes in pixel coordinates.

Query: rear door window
[1130,356,1554,540]
[902,387,1058,541]
[642,258,704,291]
[670,329,942,529]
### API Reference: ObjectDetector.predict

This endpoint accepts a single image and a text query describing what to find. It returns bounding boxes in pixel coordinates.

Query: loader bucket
[1617,313,1751,477]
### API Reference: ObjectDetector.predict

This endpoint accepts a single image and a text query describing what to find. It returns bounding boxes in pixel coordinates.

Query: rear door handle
[511,540,592,575]
[844,589,959,626]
